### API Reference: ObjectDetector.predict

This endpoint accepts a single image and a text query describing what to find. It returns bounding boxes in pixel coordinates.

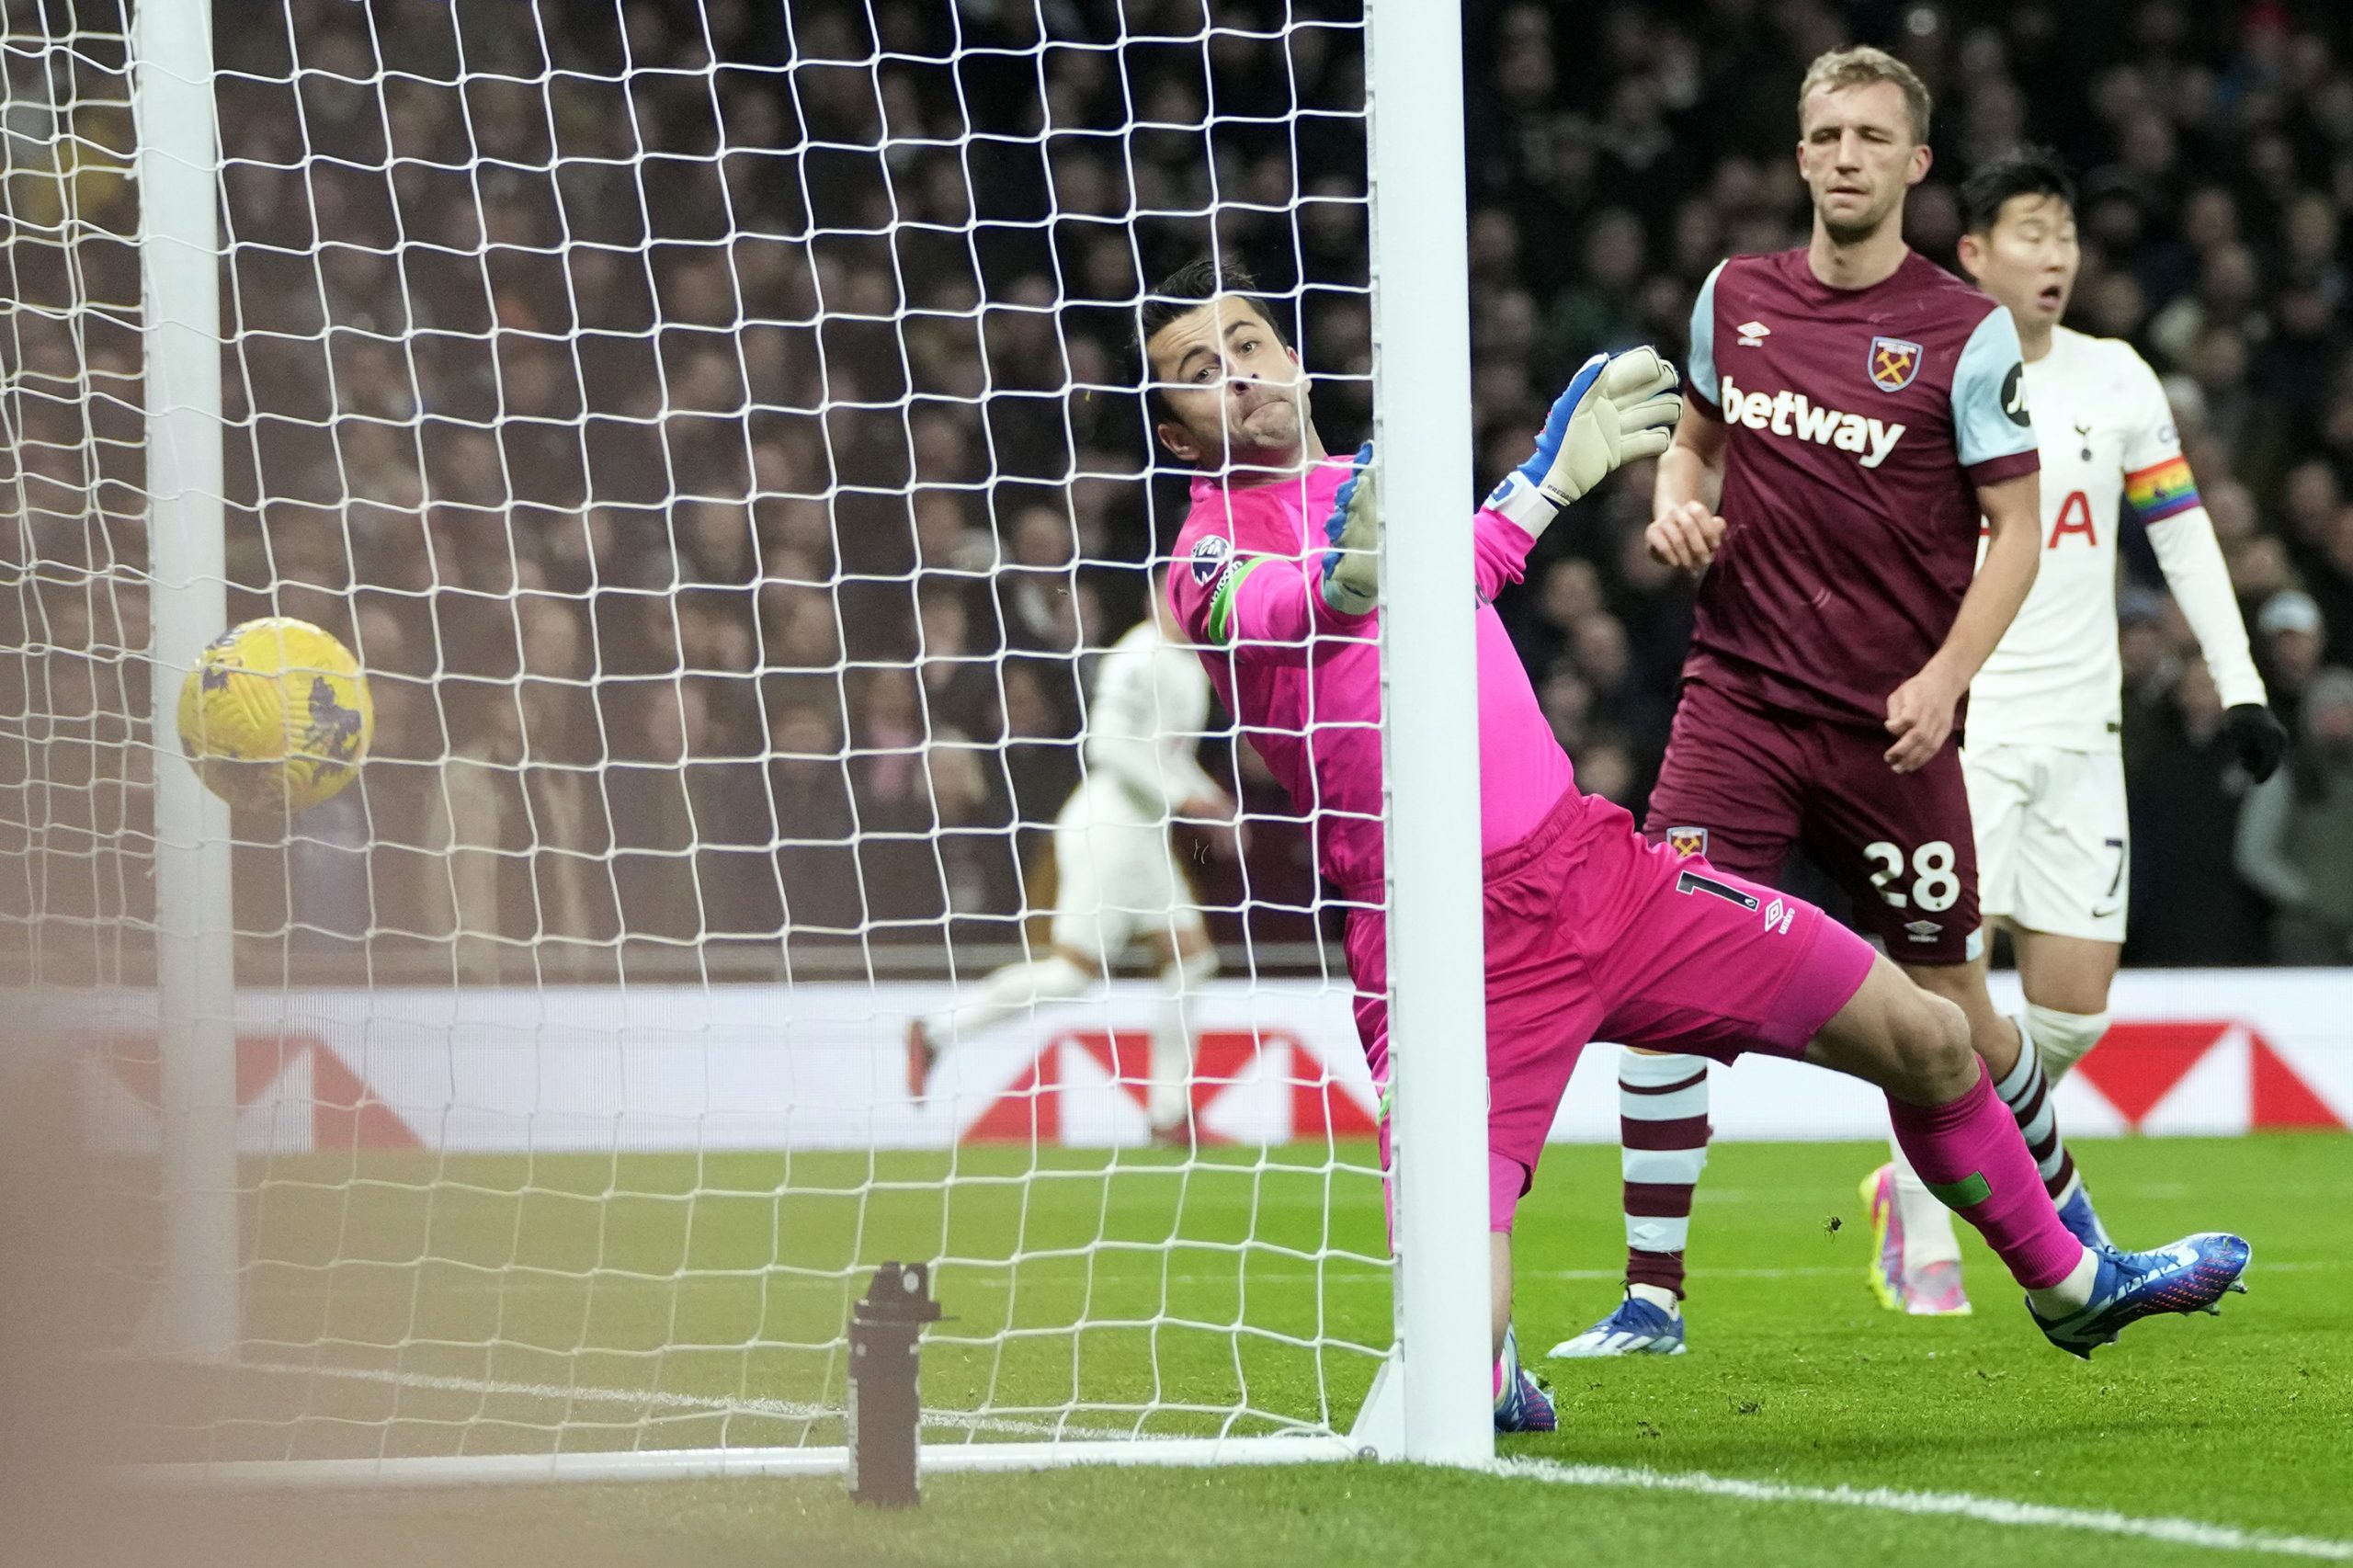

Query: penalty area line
[1490,1458,2353,1561]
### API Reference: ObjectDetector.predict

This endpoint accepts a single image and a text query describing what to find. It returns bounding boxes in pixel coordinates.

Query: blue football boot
[2029,1233,2251,1359]
[1547,1289,1687,1358]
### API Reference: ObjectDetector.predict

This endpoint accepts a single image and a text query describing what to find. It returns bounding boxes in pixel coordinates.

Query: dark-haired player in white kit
[907,567,1237,1142]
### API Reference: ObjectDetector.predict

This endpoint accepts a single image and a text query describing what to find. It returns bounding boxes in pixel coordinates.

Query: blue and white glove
[1485,346,1681,540]
[1320,440,1379,617]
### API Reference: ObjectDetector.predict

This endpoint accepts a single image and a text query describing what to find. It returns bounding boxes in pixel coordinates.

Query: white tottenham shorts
[1961,741,2130,944]
[1047,779,1206,962]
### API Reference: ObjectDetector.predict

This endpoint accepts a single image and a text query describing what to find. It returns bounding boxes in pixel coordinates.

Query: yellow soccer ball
[176,616,373,813]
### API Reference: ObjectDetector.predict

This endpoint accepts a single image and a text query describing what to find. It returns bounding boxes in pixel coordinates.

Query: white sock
[1628,1282,1681,1315]
[926,954,1096,1046]
[2023,1002,2111,1083]
[1886,1138,1963,1273]
[1148,949,1217,1131]
[2024,1247,2099,1317]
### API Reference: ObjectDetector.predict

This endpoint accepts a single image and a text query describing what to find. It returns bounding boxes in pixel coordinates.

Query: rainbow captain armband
[2125,455,2200,525]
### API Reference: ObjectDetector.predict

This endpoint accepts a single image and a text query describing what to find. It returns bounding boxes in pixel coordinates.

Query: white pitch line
[1524,1259,2337,1284]
[162,1361,2353,1551]
[248,1257,2336,1308]
[235,1360,1140,1444]
[1490,1458,2353,1561]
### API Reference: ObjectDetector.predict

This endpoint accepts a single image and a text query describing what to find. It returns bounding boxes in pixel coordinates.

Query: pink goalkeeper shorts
[1347,787,1874,1230]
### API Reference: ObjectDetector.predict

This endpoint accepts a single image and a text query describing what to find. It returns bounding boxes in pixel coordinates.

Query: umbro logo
[1735,321,1770,347]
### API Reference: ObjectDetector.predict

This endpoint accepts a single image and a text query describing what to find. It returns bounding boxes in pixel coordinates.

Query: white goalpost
[133,0,239,1369]
[6,0,1489,1482]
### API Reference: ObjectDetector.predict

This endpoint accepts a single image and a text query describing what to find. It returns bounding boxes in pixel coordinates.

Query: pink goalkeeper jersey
[1165,455,1582,895]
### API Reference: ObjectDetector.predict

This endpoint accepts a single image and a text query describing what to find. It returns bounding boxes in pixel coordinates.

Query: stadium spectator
[2311,512,2353,664]
[768,702,861,944]
[681,676,788,946]
[2257,589,2330,722]
[2127,656,2270,966]
[2236,666,2353,962]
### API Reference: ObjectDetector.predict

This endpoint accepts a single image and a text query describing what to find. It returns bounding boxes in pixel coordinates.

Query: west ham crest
[1869,335,1923,392]
[1666,826,1708,858]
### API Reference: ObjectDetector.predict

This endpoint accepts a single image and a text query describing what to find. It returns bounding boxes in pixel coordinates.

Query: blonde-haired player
[1859,146,2290,1312]
[907,565,1237,1142]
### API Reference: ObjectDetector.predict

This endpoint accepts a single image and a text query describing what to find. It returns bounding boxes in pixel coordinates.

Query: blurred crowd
[6,0,2353,975]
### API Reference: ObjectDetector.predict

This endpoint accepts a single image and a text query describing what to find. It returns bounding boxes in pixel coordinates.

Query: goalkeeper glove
[1485,346,1681,540]
[1320,441,1379,618]
[2224,702,2288,781]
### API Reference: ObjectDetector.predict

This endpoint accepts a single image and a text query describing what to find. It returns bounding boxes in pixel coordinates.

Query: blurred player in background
[1850,147,2290,1312]
[1142,256,2245,1429]
[1560,47,2107,1356]
[907,566,1238,1144]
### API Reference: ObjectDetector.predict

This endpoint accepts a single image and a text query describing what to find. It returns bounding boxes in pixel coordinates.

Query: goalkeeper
[1142,260,2248,1433]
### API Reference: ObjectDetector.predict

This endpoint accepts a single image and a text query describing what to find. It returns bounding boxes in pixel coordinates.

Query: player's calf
[1810,957,2089,1296]
[1994,1013,2114,1249]
[1809,958,2249,1349]
[1906,959,2110,1242]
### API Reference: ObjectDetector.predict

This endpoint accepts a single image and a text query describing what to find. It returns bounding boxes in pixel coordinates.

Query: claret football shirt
[1682,247,2040,727]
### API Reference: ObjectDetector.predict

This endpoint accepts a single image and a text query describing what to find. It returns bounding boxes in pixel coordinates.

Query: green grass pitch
[115,1135,2353,1565]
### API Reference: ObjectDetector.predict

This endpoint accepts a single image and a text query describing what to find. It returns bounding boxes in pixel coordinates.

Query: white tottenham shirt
[1969,324,2267,752]
[1072,617,1222,823]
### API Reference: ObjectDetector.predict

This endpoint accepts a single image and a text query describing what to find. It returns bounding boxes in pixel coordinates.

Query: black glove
[2224,702,2288,781]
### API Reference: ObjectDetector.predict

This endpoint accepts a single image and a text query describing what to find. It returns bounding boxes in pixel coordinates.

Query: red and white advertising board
[72,969,2352,1155]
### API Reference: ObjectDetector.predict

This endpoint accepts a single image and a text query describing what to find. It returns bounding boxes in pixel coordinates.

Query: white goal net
[4,0,1492,1479]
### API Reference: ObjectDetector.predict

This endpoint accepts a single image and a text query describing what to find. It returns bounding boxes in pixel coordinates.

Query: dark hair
[1960,145,2077,234]
[1134,257,1290,420]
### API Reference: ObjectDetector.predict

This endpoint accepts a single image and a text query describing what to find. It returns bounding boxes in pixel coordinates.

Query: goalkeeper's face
[1146,296,1313,469]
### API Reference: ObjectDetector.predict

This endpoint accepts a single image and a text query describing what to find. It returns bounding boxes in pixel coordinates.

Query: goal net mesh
[5,0,1399,1464]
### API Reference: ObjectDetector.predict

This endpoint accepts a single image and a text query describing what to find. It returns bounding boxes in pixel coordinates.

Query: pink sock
[1885,1064,2084,1290]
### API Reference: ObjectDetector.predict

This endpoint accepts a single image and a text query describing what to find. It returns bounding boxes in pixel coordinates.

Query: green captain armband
[1205,555,1267,645]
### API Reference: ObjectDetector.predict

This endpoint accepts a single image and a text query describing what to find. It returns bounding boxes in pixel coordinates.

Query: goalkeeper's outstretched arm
[1186,347,1681,653]
[1318,348,1682,619]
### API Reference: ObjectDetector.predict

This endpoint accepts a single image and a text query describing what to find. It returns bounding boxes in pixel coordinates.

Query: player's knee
[1893,988,1975,1101]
